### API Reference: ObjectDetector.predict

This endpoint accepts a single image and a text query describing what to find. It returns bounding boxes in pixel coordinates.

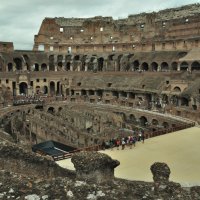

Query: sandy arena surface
[57,127,200,186]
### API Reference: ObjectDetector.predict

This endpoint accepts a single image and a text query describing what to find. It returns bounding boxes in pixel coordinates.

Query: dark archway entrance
[19,82,28,95]
[14,58,22,71]
[97,57,104,71]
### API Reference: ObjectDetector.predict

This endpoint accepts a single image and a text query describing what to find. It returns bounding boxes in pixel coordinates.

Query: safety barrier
[52,144,101,161]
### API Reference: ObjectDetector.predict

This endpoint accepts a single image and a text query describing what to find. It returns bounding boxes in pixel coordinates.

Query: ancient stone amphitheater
[0,3,200,199]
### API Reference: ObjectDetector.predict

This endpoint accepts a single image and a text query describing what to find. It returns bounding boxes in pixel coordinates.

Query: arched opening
[8,63,13,72]
[112,91,119,98]
[34,63,39,71]
[43,86,48,94]
[88,57,96,71]
[129,114,136,122]
[41,63,47,71]
[57,55,63,62]
[50,81,55,96]
[36,86,40,94]
[162,122,169,129]
[81,89,87,96]
[161,62,169,71]
[191,61,200,71]
[171,62,178,71]
[47,107,55,114]
[141,62,149,71]
[58,107,62,112]
[13,58,22,71]
[108,54,115,61]
[58,62,63,70]
[139,116,148,127]
[23,55,31,71]
[88,90,95,95]
[180,62,188,71]
[180,97,189,106]
[49,55,55,71]
[74,55,80,61]
[117,55,123,71]
[173,86,181,92]
[97,57,104,71]
[152,119,159,126]
[56,82,60,95]
[96,90,103,98]
[151,62,158,71]
[170,95,178,106]
[19,82,28,95]
[133,60,139,71]
[65,62,71,71]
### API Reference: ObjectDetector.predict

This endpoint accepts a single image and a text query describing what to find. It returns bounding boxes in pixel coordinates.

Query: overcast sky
[0,0,199,50]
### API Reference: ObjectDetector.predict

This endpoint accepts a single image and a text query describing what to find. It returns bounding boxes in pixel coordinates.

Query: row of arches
[6,59,200,72]
[2,52,200,72]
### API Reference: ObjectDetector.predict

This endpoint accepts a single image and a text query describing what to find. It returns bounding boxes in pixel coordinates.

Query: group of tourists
[13,96,44,106]
[101,130,145,150]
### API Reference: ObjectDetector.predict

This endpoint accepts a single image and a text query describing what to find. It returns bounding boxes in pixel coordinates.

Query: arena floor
[57,127,200,186]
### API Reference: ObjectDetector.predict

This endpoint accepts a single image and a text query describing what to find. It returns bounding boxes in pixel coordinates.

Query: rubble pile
[0,142,200,199]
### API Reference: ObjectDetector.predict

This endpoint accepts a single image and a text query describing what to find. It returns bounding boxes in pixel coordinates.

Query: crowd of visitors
[101,130,145,150]
[13,96,44,106]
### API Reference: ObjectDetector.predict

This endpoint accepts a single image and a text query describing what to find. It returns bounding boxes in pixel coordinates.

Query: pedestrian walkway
[56,127,200,186]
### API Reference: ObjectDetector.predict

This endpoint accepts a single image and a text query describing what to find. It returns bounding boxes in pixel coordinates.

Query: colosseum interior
[0,3,200,199]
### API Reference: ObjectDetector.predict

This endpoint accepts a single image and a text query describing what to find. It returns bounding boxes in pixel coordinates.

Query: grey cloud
[0,0,199,49]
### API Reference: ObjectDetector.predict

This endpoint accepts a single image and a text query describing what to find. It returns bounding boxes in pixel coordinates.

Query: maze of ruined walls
[0,100,192,149]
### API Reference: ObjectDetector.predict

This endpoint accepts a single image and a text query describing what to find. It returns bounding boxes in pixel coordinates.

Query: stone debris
[0,143,200,199]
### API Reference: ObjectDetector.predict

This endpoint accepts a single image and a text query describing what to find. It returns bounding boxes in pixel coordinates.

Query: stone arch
[180,97,189,106]
[162,122,169,129]
[151,62,158,71]
[7,63,13,72]
[81,89,87,96]
[117,54,123,71]
[81,55,87,71]
[139,116,148,127]
[43,86,48,94]
[161,62,169,71]
[41,63,47,71]
[191,61,200,71]
[19,82,28,95]
[50,81,55,96]
[97,57,104,71]
[23,54,31,71]
[58,62,63,69]
[108,54,115,61]
[36,86,40,94]
[129,114,136,122]
[141,62,149,71]
[34,63,39,71]
[57,55,63,62]
[180,61,188,71]
[47,107,55,114]
[133,60,139,71]
[171,62,178,71]
[58,107,63,112]
[74,55,80,61]
[173,86,181,92]
[65,62,71,71]
[49,55,55,71]
[13,58,22,70]
[152,119,159,126]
